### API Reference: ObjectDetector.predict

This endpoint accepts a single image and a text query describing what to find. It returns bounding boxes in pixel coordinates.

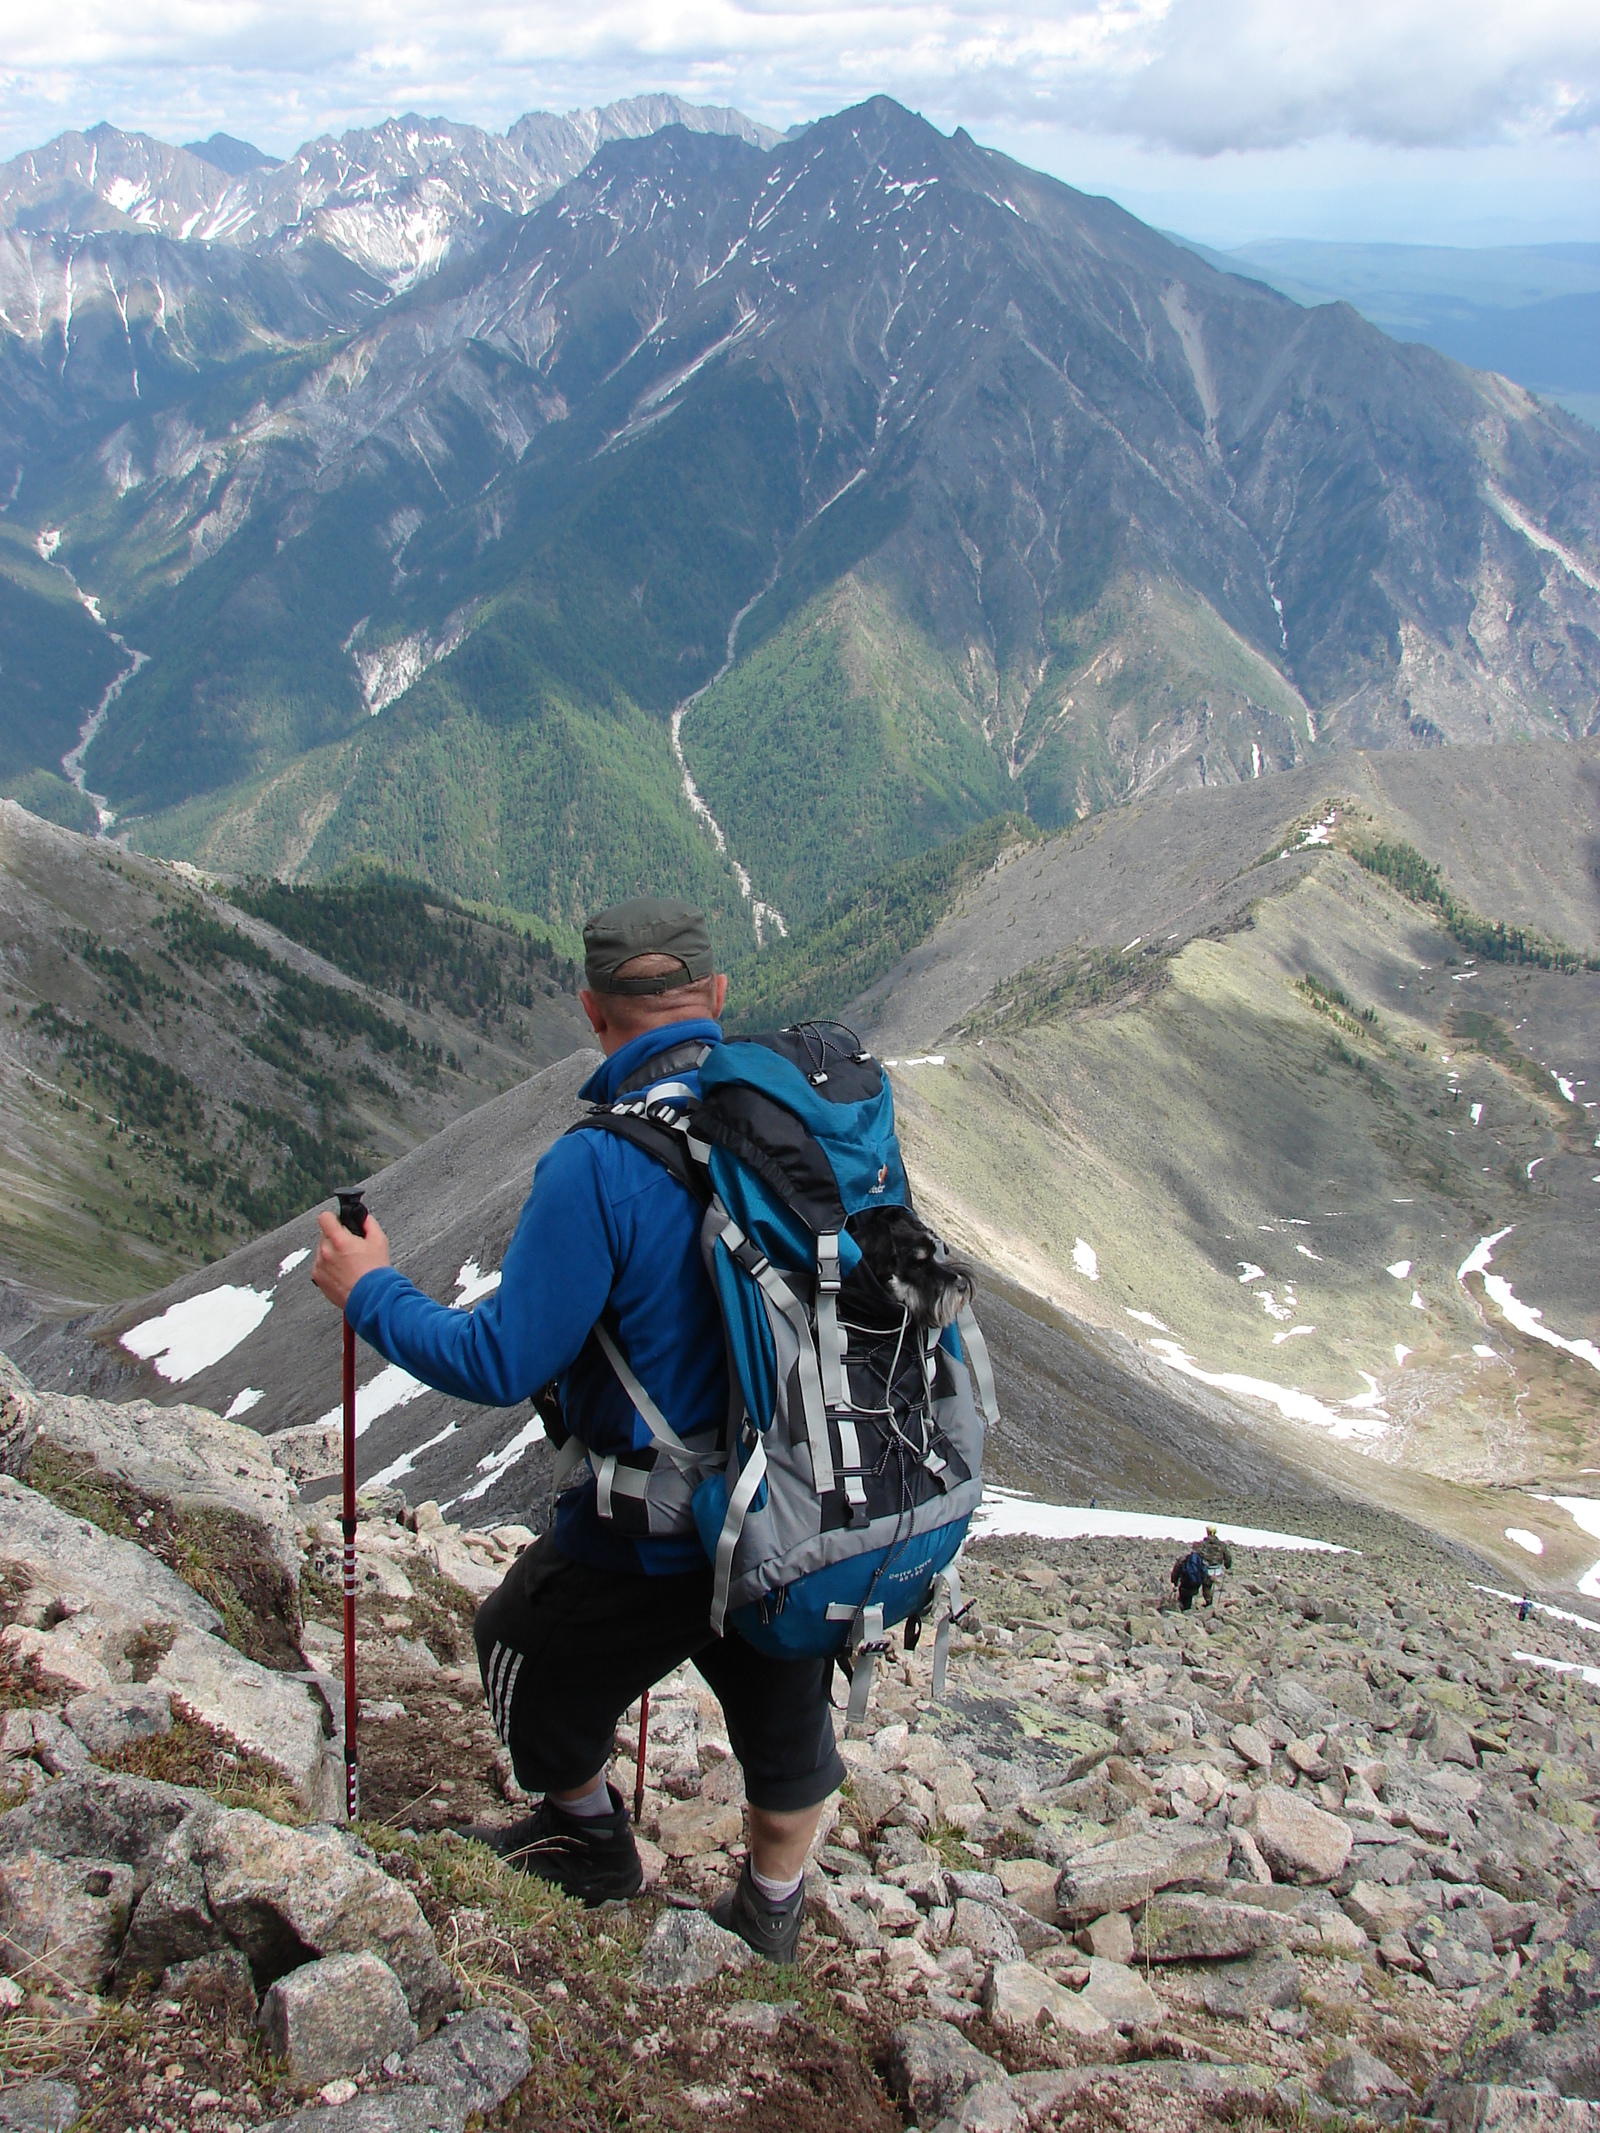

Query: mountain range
[0,96,1596,955]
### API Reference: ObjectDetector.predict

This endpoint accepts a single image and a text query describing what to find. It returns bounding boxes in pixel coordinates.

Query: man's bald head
[579,953,727,1052]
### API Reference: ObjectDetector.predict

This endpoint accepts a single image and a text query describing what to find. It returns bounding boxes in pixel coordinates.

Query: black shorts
[473,1532,846,1814]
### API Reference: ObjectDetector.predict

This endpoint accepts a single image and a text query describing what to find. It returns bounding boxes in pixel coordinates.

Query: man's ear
[579,988,609,1037]
[712,974,728,1018]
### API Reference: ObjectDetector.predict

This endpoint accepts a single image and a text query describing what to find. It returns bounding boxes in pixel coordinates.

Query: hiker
[311,899,845,1962]
[1171,1539,1212,1612]
[1200,1523,1232,1592]
[1171,1524,1232,1610]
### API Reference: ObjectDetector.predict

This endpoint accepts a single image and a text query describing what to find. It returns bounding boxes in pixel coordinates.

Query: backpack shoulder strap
[566,1106,712,1204]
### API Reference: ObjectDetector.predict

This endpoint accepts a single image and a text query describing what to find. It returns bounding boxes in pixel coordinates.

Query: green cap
[582,897,715,995]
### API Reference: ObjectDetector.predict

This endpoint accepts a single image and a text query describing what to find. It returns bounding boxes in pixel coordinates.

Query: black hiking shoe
[711,1857,805,1965]
[490,1783,643,1905]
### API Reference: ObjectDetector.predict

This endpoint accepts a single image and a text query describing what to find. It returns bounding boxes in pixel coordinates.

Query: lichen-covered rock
[633,1908,752,1991]
[0,1771,203,1897]
[1054,1826,1230,1923]
[1079,1955,1164,2026]
[889,2018,1008,2119]
[1236,1785,1353,1884]
[0,1475,218,1633]
[0,2078,80,2133]
[1444,1902,1600,2099]
[150,1628,336,1812]
[26,1391,302,1582]
[119,1804,458,2028]
[1131,1890,1291,1963]
[259,1953,417,2085]
[62,1685,173,1760]
[0,1848,134,1991]
[981,1960,1109,2037]
[401,2008,532,2119]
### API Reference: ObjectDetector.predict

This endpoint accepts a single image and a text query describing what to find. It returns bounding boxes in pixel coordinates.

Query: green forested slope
[682,581,1009,923]
[0,562,124,788]
[297,607,757,948]
[724,812,1037,1029]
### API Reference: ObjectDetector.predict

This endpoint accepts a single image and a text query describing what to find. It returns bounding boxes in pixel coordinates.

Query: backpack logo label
[870,1163,889,1195]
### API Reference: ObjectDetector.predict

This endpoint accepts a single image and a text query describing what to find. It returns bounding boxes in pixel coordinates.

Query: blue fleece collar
[579,1019,724,1105]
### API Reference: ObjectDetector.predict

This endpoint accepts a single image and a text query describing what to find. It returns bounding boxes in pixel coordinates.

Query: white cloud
[1,0,1593,159]
[0,0,1594,241]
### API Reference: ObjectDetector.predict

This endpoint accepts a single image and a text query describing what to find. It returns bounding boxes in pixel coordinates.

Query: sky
[0,0,1596,248]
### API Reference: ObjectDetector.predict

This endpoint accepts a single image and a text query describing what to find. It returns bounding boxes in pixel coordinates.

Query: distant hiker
[1171,1527,1227,1612]
[312,900,844,1962]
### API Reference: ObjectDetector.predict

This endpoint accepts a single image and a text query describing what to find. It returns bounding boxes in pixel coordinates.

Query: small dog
[848,1205,976,1329]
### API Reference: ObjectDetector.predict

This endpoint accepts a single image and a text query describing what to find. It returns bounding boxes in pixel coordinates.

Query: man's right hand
[312,1208,392,1313]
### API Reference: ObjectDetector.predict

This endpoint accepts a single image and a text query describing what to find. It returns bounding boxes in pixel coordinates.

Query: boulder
[1426,1711,1479,1769]
[1077,1911,1134,1964]
[0,2081,80,2133]
[27,1391,301,1582]
[1320,2043,1413,2107]
[654,1798,744,1859]
[1342,1878,1421,1942]
[1229,1723,1273,1770]
[995,1857,1059,1921]
[889,2018,1008,2120]
[0,1771,203,1896]
[927,2079,1027,2133]
[259,2090,466,2133]
[805,1872,881,1950]
[633,1908,753,1991]
[1080,1955,1165,2027]
[151,1628,336,1814]
[1435,2088,1600,2131]
[981,1960,1109,2038]
[1131,1892,1291,1964]
[949,1898,1025,1967]
[0,1848,134,1991]
[260,1953,417,2084]
[846,1766,905,1832]
[63,1685,173,1760]
[1202,1952,1302,2020]
[1236,1786,1352,1884]
[119,1804,457,2028]
[1055,1826,1230,1924]
[401,2008,532,2119]
[0,1475,219,1633]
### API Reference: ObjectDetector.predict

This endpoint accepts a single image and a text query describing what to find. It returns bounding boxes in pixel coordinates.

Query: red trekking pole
[337,1188,369,1822]
[634,1690,650,1824]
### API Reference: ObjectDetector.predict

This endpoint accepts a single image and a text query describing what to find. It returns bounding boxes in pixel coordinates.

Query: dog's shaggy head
[848,1205,976,1329]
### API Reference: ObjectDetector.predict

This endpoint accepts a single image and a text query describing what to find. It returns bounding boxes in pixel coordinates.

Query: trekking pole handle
[338,1188,369,1237]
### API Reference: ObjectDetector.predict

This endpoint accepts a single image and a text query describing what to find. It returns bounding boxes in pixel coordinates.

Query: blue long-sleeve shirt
[346,1020,728,1574]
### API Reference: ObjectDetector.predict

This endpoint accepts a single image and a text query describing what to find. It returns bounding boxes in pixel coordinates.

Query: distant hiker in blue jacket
[313,898,843,1962]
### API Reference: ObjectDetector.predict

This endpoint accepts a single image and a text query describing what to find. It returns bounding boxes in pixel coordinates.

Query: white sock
[552,1776,613,1819]
[750,1864,803,1905]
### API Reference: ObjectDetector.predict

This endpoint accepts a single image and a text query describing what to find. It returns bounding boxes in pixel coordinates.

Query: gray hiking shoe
[711,1858,805,1965]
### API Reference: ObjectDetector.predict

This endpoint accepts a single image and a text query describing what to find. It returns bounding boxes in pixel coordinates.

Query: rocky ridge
[1,1354,1600,2130]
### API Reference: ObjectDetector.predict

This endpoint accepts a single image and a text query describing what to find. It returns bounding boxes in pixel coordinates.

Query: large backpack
[574,1023,998,1724]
